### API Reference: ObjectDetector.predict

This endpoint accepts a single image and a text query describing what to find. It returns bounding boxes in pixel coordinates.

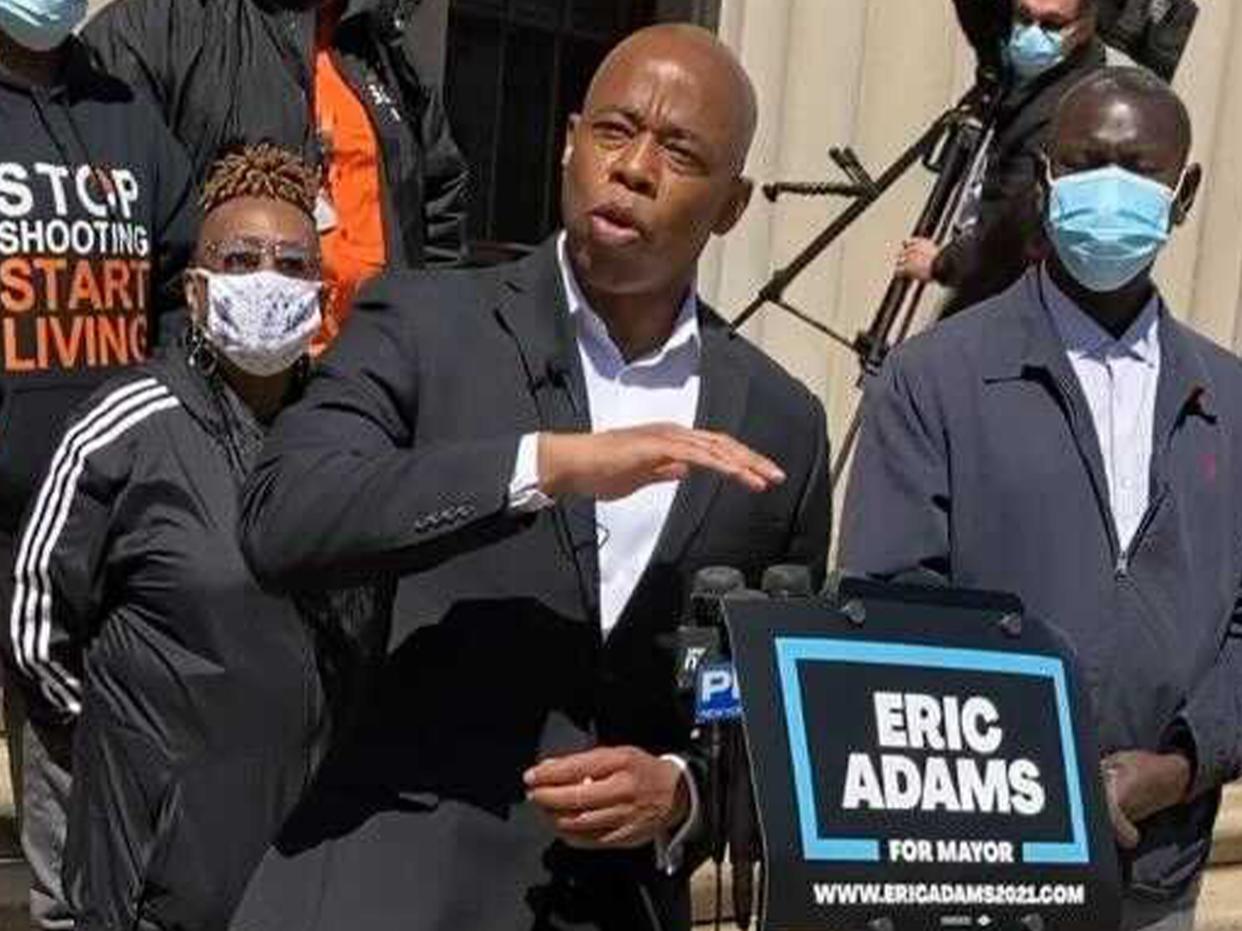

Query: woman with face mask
[5,143,328,931]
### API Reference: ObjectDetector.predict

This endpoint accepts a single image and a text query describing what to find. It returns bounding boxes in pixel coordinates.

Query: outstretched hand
[538,424,785,501]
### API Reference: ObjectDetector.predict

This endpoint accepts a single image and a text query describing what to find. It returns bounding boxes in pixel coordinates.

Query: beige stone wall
[700,0,1242,537]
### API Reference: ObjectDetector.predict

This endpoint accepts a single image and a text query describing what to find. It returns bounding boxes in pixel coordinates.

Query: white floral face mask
[192,269,322,376]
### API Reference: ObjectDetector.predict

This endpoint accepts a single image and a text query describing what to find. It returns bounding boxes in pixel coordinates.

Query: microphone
[545,353,570,386]
[761,563,813,599]
[535,353,580,415]
[674,567,744,694]
[675,566,740,883]
[694,566,747,608]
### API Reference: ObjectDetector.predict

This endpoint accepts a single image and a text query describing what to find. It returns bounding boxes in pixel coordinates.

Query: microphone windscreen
[693,566,745,598]
[761,564,812,599]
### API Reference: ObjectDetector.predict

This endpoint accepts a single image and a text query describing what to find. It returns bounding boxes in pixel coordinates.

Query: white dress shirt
[1043,265,1161,553]
[512,234,702,636]
[508,233,703,870]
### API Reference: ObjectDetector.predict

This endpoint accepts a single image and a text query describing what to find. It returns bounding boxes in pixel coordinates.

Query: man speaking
[235,24,829,931]
[842,68,1237,931]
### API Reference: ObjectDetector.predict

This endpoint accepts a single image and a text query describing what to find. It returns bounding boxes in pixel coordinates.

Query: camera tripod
[728,79,1003,488]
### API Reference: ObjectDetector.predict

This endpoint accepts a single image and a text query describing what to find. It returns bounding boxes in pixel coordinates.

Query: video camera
[953,0,1199,81]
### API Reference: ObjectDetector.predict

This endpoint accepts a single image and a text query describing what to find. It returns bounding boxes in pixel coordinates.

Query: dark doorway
[445,0,717,261]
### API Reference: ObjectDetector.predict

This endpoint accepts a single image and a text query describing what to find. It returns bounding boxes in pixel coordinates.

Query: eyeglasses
[201,237,321,280]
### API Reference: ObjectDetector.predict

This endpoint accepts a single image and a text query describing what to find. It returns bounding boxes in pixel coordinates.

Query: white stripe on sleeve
[9,378,178,715]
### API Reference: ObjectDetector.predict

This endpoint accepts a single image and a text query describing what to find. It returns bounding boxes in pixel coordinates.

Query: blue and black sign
[724,582,1120,931]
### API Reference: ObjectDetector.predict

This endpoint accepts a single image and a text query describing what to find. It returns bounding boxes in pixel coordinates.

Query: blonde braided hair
[199,142,319,217]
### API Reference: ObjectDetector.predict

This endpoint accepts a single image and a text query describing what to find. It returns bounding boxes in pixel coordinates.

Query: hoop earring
[186,325,219,378]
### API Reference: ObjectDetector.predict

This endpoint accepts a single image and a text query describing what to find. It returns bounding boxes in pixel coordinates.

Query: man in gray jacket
[841,67,1236,931]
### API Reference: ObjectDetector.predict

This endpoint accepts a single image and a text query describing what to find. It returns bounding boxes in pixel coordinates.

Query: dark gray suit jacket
[840,268,1242,913]
[232,239,830,931]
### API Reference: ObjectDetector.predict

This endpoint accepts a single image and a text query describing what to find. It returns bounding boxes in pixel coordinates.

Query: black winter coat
[82,0,468,267]
[5,347,325,930]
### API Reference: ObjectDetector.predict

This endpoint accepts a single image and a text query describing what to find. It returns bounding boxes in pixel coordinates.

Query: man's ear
[1063,4,1096,53]
[711,176,754,236]
[1171,163,1202,227]
[562,114,581,168]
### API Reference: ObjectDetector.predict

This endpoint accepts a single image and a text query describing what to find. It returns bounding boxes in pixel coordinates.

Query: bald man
[842,67,1235,931]
[232,24,829,931]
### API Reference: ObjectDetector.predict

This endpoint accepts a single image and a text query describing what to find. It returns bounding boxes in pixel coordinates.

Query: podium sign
[723,583,1120,931]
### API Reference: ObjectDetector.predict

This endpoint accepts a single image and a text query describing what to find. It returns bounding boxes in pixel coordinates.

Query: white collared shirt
[512,233,702,637]
[563,240,701,637]
[507,233,703,871]
[1042,265,1161,553]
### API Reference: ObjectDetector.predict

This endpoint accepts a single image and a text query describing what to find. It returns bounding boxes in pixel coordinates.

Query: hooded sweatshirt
[0,38,197,534]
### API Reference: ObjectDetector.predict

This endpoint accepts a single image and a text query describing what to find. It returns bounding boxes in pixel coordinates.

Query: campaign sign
[723,583,1120,931]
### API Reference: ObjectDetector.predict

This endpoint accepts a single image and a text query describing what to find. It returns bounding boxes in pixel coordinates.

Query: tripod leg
[729,102,960,331]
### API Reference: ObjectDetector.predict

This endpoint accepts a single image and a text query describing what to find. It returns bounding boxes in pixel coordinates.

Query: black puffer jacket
[83,0,468,267]
[4,346,331,930]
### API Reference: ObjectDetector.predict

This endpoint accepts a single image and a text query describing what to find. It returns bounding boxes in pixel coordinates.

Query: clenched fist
[1101,750,1192,849]
[524,746,689,849]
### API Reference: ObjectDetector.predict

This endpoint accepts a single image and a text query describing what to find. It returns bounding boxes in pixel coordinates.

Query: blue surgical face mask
[1007,21,1066,82]
[1045,164,1181,293]
[0,0,86,52]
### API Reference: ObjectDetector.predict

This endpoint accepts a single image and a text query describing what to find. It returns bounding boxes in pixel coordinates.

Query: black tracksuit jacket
[5,347,325,930]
